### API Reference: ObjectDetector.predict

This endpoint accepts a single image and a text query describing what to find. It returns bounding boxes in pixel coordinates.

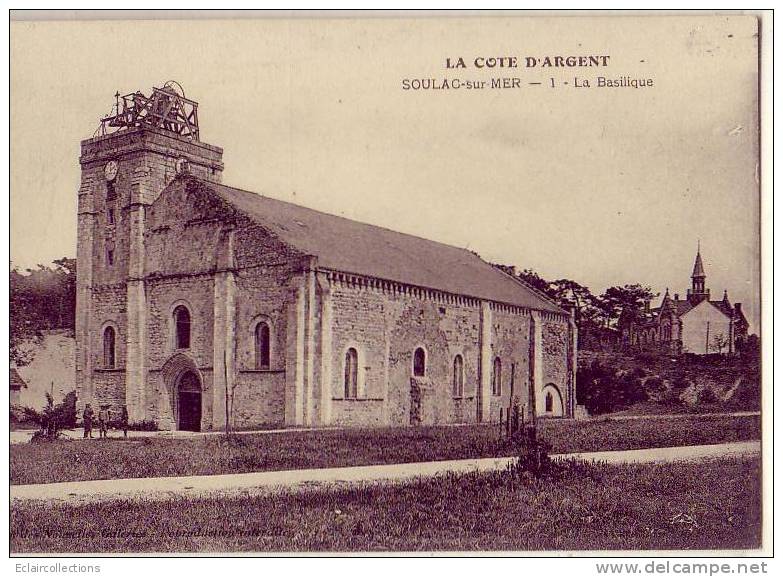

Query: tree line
[511,267,657,339]
[10,258,76,366]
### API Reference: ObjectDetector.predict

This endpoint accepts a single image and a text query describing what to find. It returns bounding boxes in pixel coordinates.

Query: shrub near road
[11,414,760,485]
[10,457,761,553]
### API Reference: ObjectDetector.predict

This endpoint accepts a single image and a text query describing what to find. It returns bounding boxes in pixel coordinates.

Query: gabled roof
[679,298,733,319]
[652,299,693,317]
[191,177,564,313]
[709,299,734,317]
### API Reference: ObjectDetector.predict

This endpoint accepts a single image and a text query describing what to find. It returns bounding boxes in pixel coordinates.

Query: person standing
[98,405,110,439]
[120,406,129,439]
[82,403,94,439]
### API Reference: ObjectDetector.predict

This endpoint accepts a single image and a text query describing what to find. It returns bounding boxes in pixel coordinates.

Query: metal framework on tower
[98,81,199,140]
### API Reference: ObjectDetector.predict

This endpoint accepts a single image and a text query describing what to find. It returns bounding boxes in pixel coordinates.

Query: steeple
[691,247,705,279]
[687,242,709,304]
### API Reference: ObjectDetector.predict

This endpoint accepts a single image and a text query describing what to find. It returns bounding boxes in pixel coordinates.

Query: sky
[10,15,760,331]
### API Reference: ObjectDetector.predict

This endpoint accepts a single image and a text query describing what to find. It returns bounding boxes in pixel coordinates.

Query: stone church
[75,84,577,431]
[620,248,749,355]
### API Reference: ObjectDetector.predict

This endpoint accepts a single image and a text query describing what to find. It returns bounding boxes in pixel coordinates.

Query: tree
[516,268,555,298]
[549,279,600,325]
[9,258,76,365]
[10,266,45,366]
[598,284,658,328]
[711,333,730,354]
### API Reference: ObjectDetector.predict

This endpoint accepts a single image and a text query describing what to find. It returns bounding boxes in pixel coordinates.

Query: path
[10,440,760,504]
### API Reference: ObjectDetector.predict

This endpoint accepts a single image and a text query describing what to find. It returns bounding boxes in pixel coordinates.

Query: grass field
[11,414,760,485]
[10,456,761,553]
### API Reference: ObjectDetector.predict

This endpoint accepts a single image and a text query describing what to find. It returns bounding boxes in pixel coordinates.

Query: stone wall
[542,319,569,401]
[488,305,533,421]
[231,371,286,428]
[329,279,483,427]
[325,276,570,427]
[88,285,127,413]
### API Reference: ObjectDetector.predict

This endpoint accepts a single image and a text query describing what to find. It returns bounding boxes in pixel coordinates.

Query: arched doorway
[177,370,202,431]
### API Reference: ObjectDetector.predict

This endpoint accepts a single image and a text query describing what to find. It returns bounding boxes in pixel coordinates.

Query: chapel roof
[194,177,565,313]
[653,297,744,322]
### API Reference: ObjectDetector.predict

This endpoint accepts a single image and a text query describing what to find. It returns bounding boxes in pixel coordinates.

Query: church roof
[652,299,693,317]
[709,299,734,317]
[198,178,565,313]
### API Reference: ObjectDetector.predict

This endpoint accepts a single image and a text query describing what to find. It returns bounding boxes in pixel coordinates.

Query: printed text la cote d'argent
[401,55,655,91]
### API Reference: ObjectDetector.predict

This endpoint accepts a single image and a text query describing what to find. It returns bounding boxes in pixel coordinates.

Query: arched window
[545,392,554,413]
[452,355,464,398]
[174,305,191,349]
[344,347,358,399]
[103,326,116,368]
[492,357,502,396]
[413,347,426,377]
[255,321,271,370]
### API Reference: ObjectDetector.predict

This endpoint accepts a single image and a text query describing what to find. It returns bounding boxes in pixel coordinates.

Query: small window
[413,347,426,377]
[344,347,358,399]
[107,207,115,225]
[106,248,114,266]
[255,322,271,370]
[492,357,502,396]
[545,392,553,413]
[174,305,191,349]
[452,355,464,398]
[103,326,116,368]
[106,181,116,201]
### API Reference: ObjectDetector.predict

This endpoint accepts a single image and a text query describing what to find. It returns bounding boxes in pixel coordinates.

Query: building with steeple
[620,246,749,355]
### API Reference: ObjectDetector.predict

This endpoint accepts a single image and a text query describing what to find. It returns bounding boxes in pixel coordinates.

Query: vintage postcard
[8,9,770,563]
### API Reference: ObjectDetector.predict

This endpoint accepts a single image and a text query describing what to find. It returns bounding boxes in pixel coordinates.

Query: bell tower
[75,82,224,421]
[687,242,710,305]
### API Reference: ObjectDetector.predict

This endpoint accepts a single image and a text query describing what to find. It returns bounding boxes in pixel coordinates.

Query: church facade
[619,250,749,355]
[75,86,577,431]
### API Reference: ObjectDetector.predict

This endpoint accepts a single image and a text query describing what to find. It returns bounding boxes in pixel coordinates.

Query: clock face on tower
[175,157,189,175]
[104,161,118,182]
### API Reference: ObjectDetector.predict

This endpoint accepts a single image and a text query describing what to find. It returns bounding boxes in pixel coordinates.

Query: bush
[634,351,659,364]
[30,428,62,443]
[661,387,683,406]
[645,376,665,395]
[21,393,74,442]
[697,387,719,404]
[505,426,553,478]
[577,360,649,415]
